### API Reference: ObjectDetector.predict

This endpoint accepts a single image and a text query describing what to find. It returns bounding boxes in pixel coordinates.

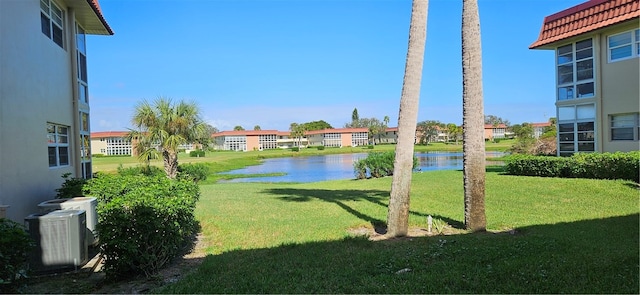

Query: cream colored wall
[598,22,640,152]
[91,139,108,155]
[0,0,76,221]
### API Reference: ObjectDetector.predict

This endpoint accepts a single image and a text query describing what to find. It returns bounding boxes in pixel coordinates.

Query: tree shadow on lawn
[158,214,639,294]
[262,188,464,233]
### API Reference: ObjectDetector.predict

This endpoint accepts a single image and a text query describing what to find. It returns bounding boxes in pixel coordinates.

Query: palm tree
[387,0,428,238]
[128,97,208,179]
[462,0,486,231]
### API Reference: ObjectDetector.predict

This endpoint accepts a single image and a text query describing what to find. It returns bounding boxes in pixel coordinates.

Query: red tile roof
[530,0,639,49]
[531,122,553,127]
[91,131,129,138]
[87,0,114,35]
[484,124,508,129]
[305,128,369,135]
[212,130,281,137]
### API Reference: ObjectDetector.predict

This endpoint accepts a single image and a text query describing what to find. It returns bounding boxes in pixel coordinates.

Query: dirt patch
[17,233,207,294]
[347,225,460,241]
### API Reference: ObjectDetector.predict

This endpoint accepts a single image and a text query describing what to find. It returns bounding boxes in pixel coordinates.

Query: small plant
[316,146,325,150]
[178,163,210,183]
[55,173,87,199]
[189,150,206,157]
[291,147,300,152]
[0,218,35,290]
[367,145,375,149]
[117,164,164,177]
[432,218,448,235]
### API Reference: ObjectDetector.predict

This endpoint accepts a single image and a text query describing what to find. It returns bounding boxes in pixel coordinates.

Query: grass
[154,170,639,294]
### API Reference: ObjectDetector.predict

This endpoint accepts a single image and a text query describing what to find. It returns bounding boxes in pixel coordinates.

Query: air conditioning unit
[38,197,98,245]
[25,210,88,272]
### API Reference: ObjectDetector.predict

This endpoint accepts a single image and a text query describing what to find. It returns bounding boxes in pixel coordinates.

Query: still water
[219,152,504,183]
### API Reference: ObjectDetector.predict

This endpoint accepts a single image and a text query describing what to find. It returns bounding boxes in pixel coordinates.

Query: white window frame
[47,123,70,167]
[611,113,640,141]
[556,38,595,101]
[40,0,64,48]
[608,29,640,62]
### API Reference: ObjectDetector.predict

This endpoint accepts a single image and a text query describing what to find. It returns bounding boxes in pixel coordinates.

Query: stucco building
[0,0,112,221]
[530,0,639,156]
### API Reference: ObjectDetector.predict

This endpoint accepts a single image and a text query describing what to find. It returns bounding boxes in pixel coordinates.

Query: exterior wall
[340,133,353,147]
[598,22,640,152]
[91,138,109,155]
[307,134,324,146]
[246,135,260,151]
[0,0,76,221]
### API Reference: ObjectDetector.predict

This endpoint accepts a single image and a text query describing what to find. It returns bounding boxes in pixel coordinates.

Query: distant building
[531,122,553,139]
[530,0,639,156]
[484,124,508,140]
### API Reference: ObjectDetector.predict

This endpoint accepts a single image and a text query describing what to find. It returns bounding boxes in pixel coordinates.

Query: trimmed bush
[316,146,325,150]
[504,151,639,182]
[55,173,88,199]
[84,174,200,279]
[0,218,34,289]
[117,164,164,177]
[291,147,300,152]
[189,150,205,157]
[354,151,418,179]
[178,163,210,183]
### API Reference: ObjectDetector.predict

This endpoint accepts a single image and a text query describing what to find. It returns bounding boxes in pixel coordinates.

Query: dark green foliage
[116,164,164,177]
[291,147,300,152]
[316,146,325,150]
[84,174,200,279]
[178,163,210,183]
[367,145,374,149]
[505,151,639,182]
[353,151,418,179]
[0,219,34,288]
[300,120,333,131]
[189,150,205,157]
[55,173,88,199]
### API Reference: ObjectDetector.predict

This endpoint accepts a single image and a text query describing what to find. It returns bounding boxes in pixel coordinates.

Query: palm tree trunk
[462,0,486,232]
[163,150,179,179]
[387,0,428,238]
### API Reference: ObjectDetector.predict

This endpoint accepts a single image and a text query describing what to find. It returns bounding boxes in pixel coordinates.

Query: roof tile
[530,0,639,49]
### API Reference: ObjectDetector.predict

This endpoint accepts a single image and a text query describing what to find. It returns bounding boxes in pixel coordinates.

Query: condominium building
[530,0,639,155]
[0,0,113,221]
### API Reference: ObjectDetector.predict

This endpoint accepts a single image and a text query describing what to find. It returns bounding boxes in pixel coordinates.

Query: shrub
[84,174,200,279]
[367,145,375,149]
[504,151,639,182]
[178,163,210,183]
[291,147,300,152]
[353,151,418,179]
[0,218,34,289]
[55,173,88,199]
[316,146,325,150]
[189,150,206,157]
[117,164,164,177]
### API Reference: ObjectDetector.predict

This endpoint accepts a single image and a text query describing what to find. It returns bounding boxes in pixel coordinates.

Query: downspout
[67,8,82,178]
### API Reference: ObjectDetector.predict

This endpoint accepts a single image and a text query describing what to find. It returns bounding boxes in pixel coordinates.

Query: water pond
[219,152,504,183]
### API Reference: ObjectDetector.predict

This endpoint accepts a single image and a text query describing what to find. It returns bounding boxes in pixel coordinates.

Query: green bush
[353,151,418,179]
[84,174,200,279]
[504,151,639,182]
[55,173,88,199]
[0,218,34,289]
[367,145,375,149]
[178,163,210,183]
[189,150,206,157]
[291,147,300,152]
[117,164,164,177]
[316,146,325,150]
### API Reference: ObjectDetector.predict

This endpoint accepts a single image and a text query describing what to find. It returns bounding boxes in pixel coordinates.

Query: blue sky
[87,0,585,132]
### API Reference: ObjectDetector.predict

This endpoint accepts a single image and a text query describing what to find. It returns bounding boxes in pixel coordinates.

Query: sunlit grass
[157,170,639,293]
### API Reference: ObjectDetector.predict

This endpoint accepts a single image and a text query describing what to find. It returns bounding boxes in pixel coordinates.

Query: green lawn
[155,170,639,294]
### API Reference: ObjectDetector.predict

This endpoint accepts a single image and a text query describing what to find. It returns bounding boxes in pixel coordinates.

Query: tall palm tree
[462,0,486,231]
[128,97,208,179]
[387,0,428,238]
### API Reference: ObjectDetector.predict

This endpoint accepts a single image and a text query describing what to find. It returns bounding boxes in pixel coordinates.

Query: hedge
[504,151,639,182]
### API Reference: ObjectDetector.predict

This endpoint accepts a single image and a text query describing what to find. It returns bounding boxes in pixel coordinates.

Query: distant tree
[128,97,208,179]
[510,123,536,154]
[253,125,261,131]
[367,118,387,144]
[387,0,428,238]
[383,115,390,126]
[289,123,306,150]
[205,124,219,135]
[352,108,360,126]
[233,125,245,131]
[446,123,462,144]
[484,114,510,127]
[417,120,442,144]
[194,123,219,149]
[301,120,333,131]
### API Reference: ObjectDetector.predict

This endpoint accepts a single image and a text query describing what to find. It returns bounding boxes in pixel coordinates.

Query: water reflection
[220,152,504,183]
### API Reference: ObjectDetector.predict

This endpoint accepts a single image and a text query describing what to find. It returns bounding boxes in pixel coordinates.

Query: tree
[289,123,306,150]
[128,97,208,179]
[462,0,486,232]
[233,125,245,131]
[446,123,462,144]
[352,108,360,127]
[509,123,535,154]
[387,0,428,238]
[300,120,333,131]
[484,114,510,127]
[253,125,261,131]
[417,120,442,144]
[194,123,219,149]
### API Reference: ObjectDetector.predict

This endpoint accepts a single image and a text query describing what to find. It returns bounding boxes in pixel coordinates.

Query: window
[47,123,70,167]
[557,104,595,156]
[608,29,640,62]
[40,0,64,48]
[77,24,89,103]
[80,111,92,178]
[556,39,594,101]
[611,113,640,141]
